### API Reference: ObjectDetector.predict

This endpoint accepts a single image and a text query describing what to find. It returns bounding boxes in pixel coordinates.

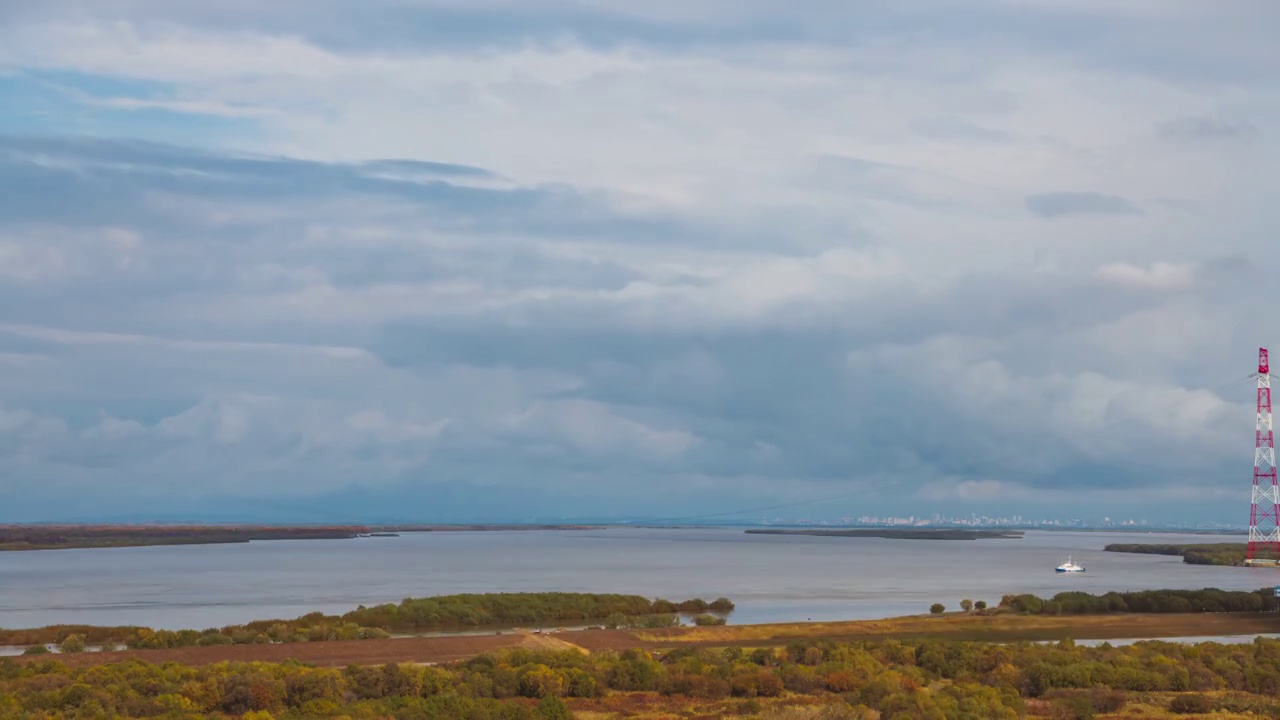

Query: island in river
[744,528,1023,540]
[0,524,599,551]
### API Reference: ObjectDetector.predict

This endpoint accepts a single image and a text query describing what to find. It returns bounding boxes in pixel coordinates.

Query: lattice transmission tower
[1247,347,1280,565]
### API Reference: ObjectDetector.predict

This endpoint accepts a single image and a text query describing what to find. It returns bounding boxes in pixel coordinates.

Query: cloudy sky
[0,1,1277,523]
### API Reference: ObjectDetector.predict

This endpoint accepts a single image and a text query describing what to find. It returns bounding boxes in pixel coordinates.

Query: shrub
[1050,695,1095,720]
[535,695,571,720]
[1169,694,1215,714]
[198,633,235,646]
[755,671,784,697]
[1087,685,1126,713]
[58,634,87,654]
[693,614,726,626]
[710,598,736,613]
[974,600,987,610]
[929,603,945,615]
[21,645,49,655]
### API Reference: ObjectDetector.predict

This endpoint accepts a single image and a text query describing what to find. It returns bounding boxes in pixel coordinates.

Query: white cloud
[920,479,1027,501]
[1095,261,1196,291]
[0,0,1277,521]
[500,399,697,458]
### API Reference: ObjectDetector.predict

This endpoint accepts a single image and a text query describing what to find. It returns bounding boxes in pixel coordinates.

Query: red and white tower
[1247,347,1280,564]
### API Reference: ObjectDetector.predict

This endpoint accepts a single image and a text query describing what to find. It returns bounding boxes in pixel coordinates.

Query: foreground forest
[6,636,1280,719]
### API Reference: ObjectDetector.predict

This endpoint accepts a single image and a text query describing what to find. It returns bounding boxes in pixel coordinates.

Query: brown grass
[633,611,1280,646]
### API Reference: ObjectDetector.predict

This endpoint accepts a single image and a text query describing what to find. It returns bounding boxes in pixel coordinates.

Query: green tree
[535,695,572,720]
[930,603,946,615]
[710,598,736,613]
[974,600,987,610]
[58,634,87,653]
[520,665,568,698]
[960,599,974,612]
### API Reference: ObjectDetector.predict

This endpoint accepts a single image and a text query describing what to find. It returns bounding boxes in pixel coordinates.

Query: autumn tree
[535,694,572,720]
[59,635,87,653]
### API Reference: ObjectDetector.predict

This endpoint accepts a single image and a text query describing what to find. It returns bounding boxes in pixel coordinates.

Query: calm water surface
[1,528,1275,630]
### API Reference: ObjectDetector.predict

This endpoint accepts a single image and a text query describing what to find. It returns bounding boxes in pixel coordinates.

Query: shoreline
[744,528,1023,540]
[0,523,1239,552]
[15,611,1280,668]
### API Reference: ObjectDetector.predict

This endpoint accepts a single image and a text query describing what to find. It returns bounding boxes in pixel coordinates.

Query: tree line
[0,525,366,551]
[341,593,734,631]
[1,593,735,650]
[997,587,1280,615]
[6,634,1280,719]
[1104,543,1251,566]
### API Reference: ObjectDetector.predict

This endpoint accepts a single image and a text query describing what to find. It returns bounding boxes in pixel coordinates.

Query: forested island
[745,528,1023,540]
[0,524,598,551]
[1103,542,1252,566]
[0,592,735,650]
[0,525,368,551]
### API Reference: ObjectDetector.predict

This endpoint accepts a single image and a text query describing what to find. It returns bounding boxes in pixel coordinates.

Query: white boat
[1056,556,1085,573]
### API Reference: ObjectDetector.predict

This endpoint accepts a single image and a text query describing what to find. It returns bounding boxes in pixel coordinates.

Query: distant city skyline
[752,514,1243,531]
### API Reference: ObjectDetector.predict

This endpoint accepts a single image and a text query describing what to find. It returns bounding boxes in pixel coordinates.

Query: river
[2,528,1276,630]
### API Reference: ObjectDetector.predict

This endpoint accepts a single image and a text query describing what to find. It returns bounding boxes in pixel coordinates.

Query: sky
[1,1,1278,524]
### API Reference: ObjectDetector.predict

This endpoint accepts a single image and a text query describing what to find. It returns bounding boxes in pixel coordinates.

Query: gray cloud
[907,116,1010,144]
[1156,116,1261,143]
[1024,192,1143,219]
[0,0,1278,523]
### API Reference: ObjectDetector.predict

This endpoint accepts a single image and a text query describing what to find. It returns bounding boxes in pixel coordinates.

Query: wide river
[2,528,1277,630]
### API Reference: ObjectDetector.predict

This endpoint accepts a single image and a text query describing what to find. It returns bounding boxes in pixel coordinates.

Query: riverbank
[16,610,1280,668]
[633,610,1280,645]
[745,528,1023,540]
[1103,542,1262,566]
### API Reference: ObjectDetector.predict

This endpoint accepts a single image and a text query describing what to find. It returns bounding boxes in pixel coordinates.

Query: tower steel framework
[1248,347,1280,564]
